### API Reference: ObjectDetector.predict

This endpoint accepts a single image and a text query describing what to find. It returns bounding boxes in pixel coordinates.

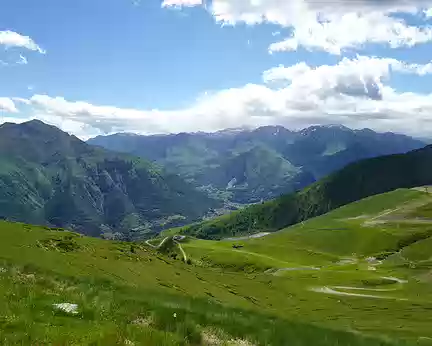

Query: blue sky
[1,0,432,138]
[0,0,281,107]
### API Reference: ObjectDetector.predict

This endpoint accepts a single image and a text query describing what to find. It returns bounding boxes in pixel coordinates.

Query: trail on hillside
[362,192,432,227]
[145,236,188,263]
[310,286,408,301]
[145,237,169,249]
[177,242,187,263]
[223,232,271,241]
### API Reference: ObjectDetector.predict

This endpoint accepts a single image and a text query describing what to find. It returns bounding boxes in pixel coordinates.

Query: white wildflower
[173,312,177,318]
[53,303,79,315]
[0,268,6,273]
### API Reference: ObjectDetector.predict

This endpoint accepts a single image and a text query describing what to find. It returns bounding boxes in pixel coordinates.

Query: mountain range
[0,120,218,239]
[0,120,427,241]
[89,125,425,204]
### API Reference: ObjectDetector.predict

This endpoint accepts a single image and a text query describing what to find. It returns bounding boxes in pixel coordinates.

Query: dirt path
[224,232,271,241]
[145,236,188,263]
[412,186,432,194]
[381,276,408,284]
[271,266,320,276]
[363,194,432,227]
[310,286,408,300]
[145,237,169,249]
[332,286,397,292]
[177,242,187,263]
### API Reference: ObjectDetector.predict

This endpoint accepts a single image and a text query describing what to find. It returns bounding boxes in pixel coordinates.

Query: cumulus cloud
[0,98,18,113]
[7,56,432,139]
[0,30,45,54]
[163,0,432,54]
[263,56,432,101]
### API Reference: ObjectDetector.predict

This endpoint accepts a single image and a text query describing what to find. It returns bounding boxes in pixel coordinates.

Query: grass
[178,189,432,343]
[1,264,402,346]
[183,189,430,268]
[2,189,432,344]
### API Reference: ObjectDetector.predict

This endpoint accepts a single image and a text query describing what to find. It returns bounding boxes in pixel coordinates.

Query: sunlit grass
[2,188,432,344]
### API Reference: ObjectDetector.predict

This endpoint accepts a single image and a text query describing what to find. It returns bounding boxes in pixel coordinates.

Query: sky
[1,0,432,139]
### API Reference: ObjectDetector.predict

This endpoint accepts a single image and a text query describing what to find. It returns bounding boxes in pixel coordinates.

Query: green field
[1,188,432,344]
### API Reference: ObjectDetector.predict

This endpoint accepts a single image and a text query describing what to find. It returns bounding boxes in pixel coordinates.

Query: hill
[0,190,431,344]
[0,120,218,239]
[89,125,424,204]
[181,188,432,272]
[173,145,432,240]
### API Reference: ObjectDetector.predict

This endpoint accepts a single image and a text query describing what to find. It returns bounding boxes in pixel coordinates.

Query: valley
[0,121,431,345]
[89,125,424,205]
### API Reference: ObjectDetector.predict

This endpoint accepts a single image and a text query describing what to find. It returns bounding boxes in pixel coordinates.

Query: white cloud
[8,56,432,139]
[269,12,432,54]
[0,30,45,54]
[0,97,18,113]
[163,0,432,54]
[263,56,432,88]
[17,55,28,65]
[162,0,203,7]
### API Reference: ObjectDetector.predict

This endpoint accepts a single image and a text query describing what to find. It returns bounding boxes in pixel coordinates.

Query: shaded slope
[0,120,218,238]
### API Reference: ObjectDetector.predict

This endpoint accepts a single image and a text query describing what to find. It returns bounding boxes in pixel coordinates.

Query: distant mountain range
[89,125,425,204]
[176,144,432,240]
[0,120,219,239]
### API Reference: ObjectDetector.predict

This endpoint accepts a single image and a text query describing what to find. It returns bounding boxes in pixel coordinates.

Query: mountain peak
[0,119,66,135]
[0,119,88,163]
[23,119,46,126]
[300,124,353,136]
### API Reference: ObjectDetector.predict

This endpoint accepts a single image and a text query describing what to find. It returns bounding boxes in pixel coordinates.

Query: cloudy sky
[1,0,432,138]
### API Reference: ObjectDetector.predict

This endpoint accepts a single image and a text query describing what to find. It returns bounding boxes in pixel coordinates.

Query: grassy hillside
[0,120,218,239]
[174,145,432,240]
[1,189,432,344]
[179,189,431,269]
[179,189,432,340]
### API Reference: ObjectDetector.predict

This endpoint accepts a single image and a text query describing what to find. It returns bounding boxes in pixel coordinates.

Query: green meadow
[1,188,432,345]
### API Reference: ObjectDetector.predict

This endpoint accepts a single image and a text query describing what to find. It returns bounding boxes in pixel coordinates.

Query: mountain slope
[89,125,424,204]
[0,217,422,345]
[174,145,432,240]
[0,120,218,238]
[181,188,432,273]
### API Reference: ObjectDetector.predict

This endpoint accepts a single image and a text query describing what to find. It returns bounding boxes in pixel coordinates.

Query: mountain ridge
[173,144,432,240]
[89,125,425,204]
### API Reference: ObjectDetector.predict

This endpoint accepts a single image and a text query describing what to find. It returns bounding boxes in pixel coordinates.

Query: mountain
[0,120,218,239]
[173,144,432,239]
[89,125,424,204]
